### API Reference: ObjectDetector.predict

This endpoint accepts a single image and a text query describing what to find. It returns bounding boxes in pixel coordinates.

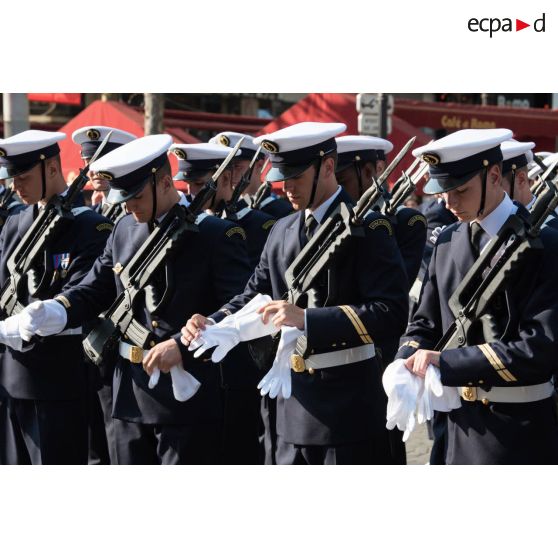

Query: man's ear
[47,157,60,179]
[322,156,336,178]
[488,163,502,186]
[517,169,529,189]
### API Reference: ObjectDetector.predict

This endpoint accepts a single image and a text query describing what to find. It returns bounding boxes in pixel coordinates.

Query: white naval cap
[0,130,66,179]
[90,134,173,204]
[169,142,241,181]
[413,128,513,194]
[209,131,260,159]
[72,125,137,160]
[500,140,534,175]
[335,135,394,172]
[528,151,555,180]
[254,122,347,182]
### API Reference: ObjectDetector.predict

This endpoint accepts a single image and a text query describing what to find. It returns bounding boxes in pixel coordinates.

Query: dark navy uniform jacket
[418,197,457,282]
[211,188,409,448]
[397,206,558,464]
[60,207,252,425]
[221,204,276,389]
[255,192,293,219]
[390,207,427,288]
[0,204,112,400]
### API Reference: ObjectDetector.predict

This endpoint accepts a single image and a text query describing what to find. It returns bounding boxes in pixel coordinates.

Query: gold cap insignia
[0,149,5,157]
[261,140,279,154]
[173,148,187,160]
[218,135,230,147]
[97,171,114,180]
[421,153,441,166]
[87,129,101,140]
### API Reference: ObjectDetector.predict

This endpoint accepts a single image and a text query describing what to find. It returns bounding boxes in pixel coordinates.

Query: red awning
[58,101,200,186]
[257,93,432,193]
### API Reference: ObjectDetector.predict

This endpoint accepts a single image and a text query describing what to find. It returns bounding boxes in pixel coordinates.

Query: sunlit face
[85,157,109,192]
[231,159,250,188]
[282,165,317,211]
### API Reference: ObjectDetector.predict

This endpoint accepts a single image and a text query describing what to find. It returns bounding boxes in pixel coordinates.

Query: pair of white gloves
[382,359,461,442]
[0,299,199,403]
[187,293,302,399]
[0,300,68,351]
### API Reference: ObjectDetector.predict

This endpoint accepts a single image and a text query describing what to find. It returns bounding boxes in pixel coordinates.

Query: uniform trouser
[112,418,222,465]
[0,394,88,465]
[88,384,117,464]
[275,434,380,465]
[221,387,262,464]
[260,395,278,465]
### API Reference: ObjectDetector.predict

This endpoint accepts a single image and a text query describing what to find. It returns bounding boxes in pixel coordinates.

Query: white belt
[119,340,146,364]
[55,327,82,336]
[459,382,554,404]
[290,344,375,374]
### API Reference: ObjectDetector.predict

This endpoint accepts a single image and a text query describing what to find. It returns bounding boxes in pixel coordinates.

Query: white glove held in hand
[19,299,67,341]
[188,293,278,362]
[0,314,25,351]
[148,365,201,402]
[257,325,301,400]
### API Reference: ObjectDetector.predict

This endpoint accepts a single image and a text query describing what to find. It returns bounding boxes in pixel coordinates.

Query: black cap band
[80,141,125,160]
[502,154,529,175]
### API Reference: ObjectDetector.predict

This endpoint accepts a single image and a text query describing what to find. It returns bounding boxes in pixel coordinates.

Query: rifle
[531,154,558,197]
[0,185,18,225]
[251,157,272,210]
[284,136,416,307]
[434,159,558,352]
[222,146,262,221]
[385,162,429,216]
[101,201,126,223]
[82,137,244,366]
[0,132,114,318]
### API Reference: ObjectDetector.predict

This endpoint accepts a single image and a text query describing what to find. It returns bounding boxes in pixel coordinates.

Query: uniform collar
[474,192,517,238]
[305,185,342,224]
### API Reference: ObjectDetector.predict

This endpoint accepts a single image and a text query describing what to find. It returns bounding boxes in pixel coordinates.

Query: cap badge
[86,129,101,140]
[97,171,114,180]
[173,148,187,160]
[218,135,230,147]
[421,153,441,166]
[261,140,279,154]
[0,149,5,157]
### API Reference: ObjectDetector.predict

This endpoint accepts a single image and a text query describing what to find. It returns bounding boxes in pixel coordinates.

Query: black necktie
[470,221,484,258]
[303,213,318,244]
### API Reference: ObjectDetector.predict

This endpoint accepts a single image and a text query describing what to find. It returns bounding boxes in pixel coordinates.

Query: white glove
[383,359,423,442]
[424,364,461,412]
[19,299,67,341]
[189,293,278,362]
[257,325,301,399]
[148,365,201,402]
[0,314,25,351]
[429,225,446,245]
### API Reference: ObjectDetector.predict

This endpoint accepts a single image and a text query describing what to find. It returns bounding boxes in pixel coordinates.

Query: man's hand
[257,300,305,331]
[404,349,441,378]
[143,339,183,375]
[181,314,212,346]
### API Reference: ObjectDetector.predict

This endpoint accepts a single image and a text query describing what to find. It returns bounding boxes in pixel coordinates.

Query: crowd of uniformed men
[0,116,557,465]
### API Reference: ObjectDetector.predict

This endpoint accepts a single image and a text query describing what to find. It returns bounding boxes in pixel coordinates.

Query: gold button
[152,321,159,328]
[468,382,473,386]
[341,342,347,346]
[482,398,490,406]
[332,343,337,348]
[308,368,315,375]
[479,380,484,384]
[150,341,155,347]
[123,334,128,340]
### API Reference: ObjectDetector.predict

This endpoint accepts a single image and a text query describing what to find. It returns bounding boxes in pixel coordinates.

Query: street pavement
[405,422,433,465]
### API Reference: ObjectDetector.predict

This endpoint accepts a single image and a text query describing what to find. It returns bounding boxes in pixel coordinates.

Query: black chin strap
[149,171,158,231]
[40,155,47,201]
[354,160,363,198]
[306,158,323,210]
[509,166,516,200]
[477,167,488,218]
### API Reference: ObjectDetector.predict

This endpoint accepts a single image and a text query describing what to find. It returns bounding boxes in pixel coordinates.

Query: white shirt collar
[305,185,342,224]
[475,192,517,238]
